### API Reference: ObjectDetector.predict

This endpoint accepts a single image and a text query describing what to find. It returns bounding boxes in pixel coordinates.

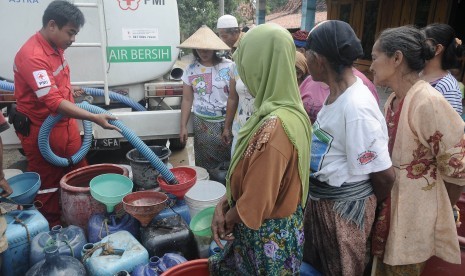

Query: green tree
[267,0,288,14]
[178,0,245,40]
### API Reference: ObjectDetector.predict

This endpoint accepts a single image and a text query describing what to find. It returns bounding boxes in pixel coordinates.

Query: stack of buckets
[184,180,225,219]
[184,179,226,258]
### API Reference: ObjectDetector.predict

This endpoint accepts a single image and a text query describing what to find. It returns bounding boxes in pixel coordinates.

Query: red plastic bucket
[160,259,209,276]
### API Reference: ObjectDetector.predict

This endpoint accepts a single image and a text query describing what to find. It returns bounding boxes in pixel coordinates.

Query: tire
[169,138,187,150]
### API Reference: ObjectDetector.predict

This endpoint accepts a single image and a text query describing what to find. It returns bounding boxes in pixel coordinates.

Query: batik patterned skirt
[193,115,231,170]
[303,195,376,276]
[209,207,304,275]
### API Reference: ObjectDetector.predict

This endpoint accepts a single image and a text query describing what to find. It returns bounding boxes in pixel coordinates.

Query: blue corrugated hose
[82,87,146,111]
[38,101,176,183]
[0,80,147,111]
[0,80,14,92]
[38,102,93,167]
[1,80,175,183]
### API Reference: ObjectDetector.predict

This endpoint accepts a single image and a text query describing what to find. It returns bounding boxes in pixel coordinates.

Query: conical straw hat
[178,25,230,51]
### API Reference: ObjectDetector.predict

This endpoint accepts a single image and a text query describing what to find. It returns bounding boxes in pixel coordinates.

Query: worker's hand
[211,197,233,249]
[93,113,121,132]
[221,128,232,145]
[72,86,85,97]
[179,126,188,144]
[0,177,13,197]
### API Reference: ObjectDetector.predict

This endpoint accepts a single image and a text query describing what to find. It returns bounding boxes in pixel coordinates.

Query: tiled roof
[266,11,327,29]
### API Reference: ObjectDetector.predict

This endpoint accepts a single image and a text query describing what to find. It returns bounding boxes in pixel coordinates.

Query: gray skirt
[193,115,231,170]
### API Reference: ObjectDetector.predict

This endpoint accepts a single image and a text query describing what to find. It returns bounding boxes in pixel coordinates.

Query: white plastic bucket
[178,166,209,181]
[118,164,133,181]
[184,180,225,218]
[4,169,23,180]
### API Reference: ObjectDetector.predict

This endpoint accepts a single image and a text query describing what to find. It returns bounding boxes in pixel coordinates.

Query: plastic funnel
[189,206,215,237]
[90,174,133,213]
[122,191,168,227]
[0,172,40,205]
[158,167,197,199]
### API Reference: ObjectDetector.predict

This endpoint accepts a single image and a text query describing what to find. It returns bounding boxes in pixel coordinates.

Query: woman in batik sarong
[370,26,465,276]
[179,25,233,170]
[302,20,395,276]
[209,23,312,275]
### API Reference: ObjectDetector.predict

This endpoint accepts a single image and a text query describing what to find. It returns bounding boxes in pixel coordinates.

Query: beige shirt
[231,117,302,230]
[383,80,465,265]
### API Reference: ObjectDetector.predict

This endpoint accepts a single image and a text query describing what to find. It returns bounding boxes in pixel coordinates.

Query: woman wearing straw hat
[179,25,233,171]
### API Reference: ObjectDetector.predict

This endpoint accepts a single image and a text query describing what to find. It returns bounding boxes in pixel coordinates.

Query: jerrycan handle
[50,225,62,240]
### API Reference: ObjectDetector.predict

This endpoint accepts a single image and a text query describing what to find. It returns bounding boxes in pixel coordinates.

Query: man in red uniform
[13,1,119,226]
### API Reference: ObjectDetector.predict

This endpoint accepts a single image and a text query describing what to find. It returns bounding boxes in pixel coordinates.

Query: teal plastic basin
[189,206,215,237]
[0,172,40,205]
[90,174,133,212]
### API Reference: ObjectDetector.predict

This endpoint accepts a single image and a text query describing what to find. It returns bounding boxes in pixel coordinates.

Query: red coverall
[13,32,88,226]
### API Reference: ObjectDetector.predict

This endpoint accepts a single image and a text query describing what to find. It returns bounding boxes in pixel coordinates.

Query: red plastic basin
[158,167,197,199]
[161,258,209,276]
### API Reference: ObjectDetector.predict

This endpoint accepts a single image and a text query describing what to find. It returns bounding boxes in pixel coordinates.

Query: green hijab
[227,23,312,207]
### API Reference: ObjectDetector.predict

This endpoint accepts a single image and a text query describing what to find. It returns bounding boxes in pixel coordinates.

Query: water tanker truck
[0,0,192,150]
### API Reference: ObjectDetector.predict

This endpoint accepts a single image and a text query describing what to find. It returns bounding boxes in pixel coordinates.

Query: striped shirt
[430,72,463,114]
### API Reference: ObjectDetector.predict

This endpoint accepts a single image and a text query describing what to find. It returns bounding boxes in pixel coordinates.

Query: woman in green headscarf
[209,23,311,275]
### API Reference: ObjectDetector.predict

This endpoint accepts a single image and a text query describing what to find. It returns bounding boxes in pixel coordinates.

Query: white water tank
[0,0,180,87]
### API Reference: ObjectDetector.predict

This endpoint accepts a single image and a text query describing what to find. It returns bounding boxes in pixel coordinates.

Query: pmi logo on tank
[117,0,165,11]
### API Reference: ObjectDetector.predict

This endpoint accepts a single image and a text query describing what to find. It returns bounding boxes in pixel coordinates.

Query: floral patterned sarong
[209,207,304,275]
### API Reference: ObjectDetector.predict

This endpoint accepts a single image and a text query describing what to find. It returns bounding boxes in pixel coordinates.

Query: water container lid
[184,180,225,202]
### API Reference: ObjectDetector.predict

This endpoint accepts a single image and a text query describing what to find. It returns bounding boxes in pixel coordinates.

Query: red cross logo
[117,0,140,11]
[38,73,45,80]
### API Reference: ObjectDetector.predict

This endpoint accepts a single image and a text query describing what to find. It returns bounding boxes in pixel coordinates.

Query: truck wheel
[169,138,186,150]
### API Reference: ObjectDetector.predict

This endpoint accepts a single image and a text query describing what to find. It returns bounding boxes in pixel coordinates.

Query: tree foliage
[267,0,288,14]
[177,0,327,40]
[178,0,245,40]
[270,0,327,13]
